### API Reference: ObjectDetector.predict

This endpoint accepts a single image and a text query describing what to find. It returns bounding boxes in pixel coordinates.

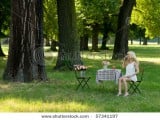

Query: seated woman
[117,51,139,96]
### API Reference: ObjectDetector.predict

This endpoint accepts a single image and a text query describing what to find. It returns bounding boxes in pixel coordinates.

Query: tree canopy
[131,0,160,38]
[43,0,58,41]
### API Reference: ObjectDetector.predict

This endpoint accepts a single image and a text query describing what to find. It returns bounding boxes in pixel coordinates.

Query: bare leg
[123,78,129,96]
[117,77,123,96]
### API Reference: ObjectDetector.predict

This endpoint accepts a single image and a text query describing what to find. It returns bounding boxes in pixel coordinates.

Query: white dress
[125,62,137,82]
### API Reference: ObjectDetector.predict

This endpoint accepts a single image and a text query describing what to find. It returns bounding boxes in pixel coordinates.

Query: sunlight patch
[0,98,91,112]
[139,58,160,64]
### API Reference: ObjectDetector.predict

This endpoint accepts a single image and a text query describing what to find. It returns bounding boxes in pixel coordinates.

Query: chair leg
[76,79,83,90]
[128,82,134,93]
[132,84,141,94]
[76,77,90,90]
[129,83,141,94]
[82,78,90,89]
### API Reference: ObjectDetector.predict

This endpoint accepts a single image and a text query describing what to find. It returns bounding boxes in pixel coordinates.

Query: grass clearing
[0,44,160,112]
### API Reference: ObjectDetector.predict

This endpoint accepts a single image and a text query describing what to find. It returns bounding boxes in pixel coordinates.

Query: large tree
[55,0,82,70]
[112,0,136,59]
[3,0,47,82]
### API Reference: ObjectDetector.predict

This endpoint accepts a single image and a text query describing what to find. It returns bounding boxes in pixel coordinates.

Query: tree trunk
[80,34,89,51]
[51,40,58,51]
[0,42,5,56]
[3,0,47,82]
[45,39,51,46]
[101,17,111,50]
[112,0,136,60]
[158,37,160,45]
[143,38,147,45]
[139,37,142,45]
[34,0,47,80]
[55,0,82,70]
[101,34,108,50]
[3,0,25,81]
[91,23,99,51]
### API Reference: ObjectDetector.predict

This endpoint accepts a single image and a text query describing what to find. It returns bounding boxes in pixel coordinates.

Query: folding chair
[74,65,91,90]
[128,68,144,94]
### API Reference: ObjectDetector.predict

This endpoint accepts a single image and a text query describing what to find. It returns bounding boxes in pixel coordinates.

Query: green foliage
[131,0,160,38]
[0,0,11,37]
[0,45,160,112]
[79,0,120,24]
[129,24,145,40]
[75,0,121,36]
[43,0,58,40]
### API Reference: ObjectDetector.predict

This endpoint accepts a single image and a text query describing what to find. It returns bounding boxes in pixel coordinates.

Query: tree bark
[101,34,108,50]
[112,0,136,59]
[51,40,58,51]
[80,34,89,51]
[34,0,47,80]
[45,38,51,46]
[3,0,24,81]
[91,23,99,51]
[143,38,147,45]
[101,16,111,50]
[55,0,82,70]
[3,0,47,82]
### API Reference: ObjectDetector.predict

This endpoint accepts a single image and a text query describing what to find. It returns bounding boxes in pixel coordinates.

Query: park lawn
[0,45,160,112]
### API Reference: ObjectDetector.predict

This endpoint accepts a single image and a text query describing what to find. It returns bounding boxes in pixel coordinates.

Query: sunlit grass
[139,57,160,64]
[0,98,91,112]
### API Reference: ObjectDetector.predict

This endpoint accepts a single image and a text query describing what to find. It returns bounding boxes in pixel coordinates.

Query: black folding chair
[128,68,144,94]
[74,65,91,90]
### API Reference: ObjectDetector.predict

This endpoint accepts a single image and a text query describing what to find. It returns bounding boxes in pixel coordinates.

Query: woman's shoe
[124,93,129,97]
[117,93,122,96]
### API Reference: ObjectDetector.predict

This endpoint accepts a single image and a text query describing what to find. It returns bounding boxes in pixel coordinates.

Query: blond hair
[122,51,139,67]
[127,51,136,59]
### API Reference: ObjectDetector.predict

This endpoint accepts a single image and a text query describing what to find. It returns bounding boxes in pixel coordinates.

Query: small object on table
[102,60,110,69]
[112,65,116,69]
[74,65,87,77]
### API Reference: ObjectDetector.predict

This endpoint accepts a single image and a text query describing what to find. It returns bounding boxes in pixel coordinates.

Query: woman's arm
[134,62,139,75]
[122,56,128,68]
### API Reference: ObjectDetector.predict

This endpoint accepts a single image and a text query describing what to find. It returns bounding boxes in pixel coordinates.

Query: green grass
[0,45,160,112]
